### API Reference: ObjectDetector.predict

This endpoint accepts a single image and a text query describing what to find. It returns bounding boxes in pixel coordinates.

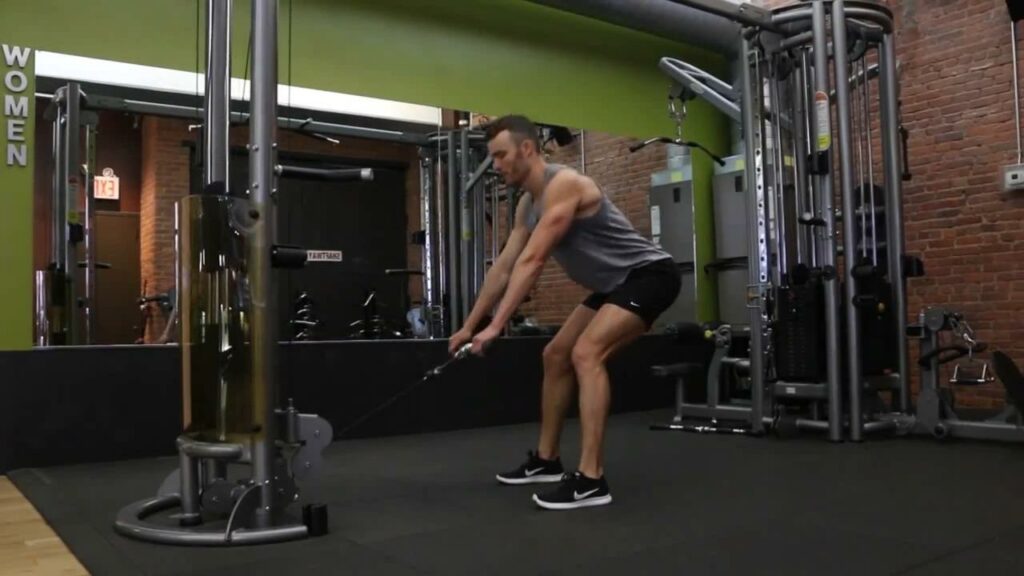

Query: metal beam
[80,94,431,146]
[664,0,778,31]
[526,0,741,56]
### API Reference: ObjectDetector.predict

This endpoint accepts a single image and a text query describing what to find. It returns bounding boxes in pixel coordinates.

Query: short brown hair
[484,114,541,151]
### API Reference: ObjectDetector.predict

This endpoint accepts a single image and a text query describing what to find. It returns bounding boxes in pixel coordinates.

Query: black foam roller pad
[1009,1,1024,22]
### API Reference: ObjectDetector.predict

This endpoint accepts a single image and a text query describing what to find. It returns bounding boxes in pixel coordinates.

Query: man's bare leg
[571,304,648,479]
[537,305,597,460]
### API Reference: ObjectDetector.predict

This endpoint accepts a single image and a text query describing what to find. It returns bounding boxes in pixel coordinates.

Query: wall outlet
[1004,164,1024,192]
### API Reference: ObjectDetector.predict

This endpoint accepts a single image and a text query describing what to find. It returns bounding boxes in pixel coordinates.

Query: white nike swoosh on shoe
[573,488,600,500]
[524,467,545,476]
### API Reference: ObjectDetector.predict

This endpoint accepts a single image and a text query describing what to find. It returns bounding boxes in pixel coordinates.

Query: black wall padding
[0,335,710,473]
[1009,0,1024,22]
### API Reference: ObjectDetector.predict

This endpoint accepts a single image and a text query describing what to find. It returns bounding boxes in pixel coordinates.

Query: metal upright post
[1013,21,1022,165]
[880,32,910,413]
[446,132,461,330]
[433,153,448,335]
[49,91,66,345]
[769,61,789,281]
[812,0,843,442]
[50,93,63,273]
[791,52,808,267]
[205,0,231,188]
[491,177,499,268]
[800,49,817,268]
[64,83,82,345]
[460,128,473,321]
[474,152,486,299]
[83,118,98,345]
[420,156,437,336]
[249,0,278,529]
[740,33,766,435]
[832,0,864,441]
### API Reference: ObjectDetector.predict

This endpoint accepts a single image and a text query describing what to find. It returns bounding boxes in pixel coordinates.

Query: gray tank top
[523,163,672,293]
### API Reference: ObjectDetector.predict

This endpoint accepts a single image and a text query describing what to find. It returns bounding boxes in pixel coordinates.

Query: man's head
[485,114,542,187]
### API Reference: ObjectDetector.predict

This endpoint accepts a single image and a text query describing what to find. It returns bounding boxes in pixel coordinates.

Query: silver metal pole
[791,55,808,266]
[83,120,97,345]
[473,153,486,300]
[446,132,461,330]
[854,59,867,259]
[833,0,864,441]
[740,34,766,435]
[880,33,910,414]
[51,100,63,268]
[1014,21,1022,164]
[801,50,818,268]
[460,129,472,322]
[420,157,436,336]
[580,130,587,174]
[178,451,201,525]
[491,178,499,268]
[205,0,231,187]
[64,83,81,345]
[205,0,233,483]
[864,53,877,265]
[769,65,788,281]
[813,0,843,442]
[50,98,66,345]
[173,200,181,342]
[434,153,447,335]
[249,0,278,528]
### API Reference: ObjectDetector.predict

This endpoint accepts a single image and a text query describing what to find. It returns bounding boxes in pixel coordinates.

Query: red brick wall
[897,0,1024,407]
[139,117,190,342]
[138,118,421,342]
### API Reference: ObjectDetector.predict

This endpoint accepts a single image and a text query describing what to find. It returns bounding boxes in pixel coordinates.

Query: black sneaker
[496,450,565,485]
[532,471,612,510]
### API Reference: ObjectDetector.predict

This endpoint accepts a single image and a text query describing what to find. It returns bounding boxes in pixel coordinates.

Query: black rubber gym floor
[9,410,1024,576]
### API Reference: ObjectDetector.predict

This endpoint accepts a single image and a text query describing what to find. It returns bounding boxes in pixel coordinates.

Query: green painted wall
[0,44,35,349]
[0,0,725,138]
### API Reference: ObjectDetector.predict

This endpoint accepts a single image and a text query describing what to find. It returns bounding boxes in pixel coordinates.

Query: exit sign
[94,167,119,200]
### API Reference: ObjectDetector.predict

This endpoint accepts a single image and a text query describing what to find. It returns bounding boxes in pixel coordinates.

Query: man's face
[487,130,533,187]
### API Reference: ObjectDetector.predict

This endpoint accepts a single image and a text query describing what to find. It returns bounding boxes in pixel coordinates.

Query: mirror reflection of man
[449,115,681,510]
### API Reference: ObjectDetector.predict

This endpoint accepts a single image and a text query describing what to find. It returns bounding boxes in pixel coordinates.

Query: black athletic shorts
[582,258,681,327]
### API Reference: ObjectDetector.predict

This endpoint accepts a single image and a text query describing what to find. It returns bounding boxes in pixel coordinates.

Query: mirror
[32,75,712,347]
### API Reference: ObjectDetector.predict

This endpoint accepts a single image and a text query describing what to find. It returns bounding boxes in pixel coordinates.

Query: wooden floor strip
[0,476,88,576]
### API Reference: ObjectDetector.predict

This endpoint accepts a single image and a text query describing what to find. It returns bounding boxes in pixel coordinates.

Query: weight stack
[858,279,898,376]
[774,277,827,382]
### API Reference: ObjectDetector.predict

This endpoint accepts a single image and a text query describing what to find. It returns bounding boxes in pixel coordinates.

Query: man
[448,115,680,510]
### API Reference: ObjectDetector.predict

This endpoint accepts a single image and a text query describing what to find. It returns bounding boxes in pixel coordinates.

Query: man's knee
[543,341,573,372]
[571,338,604,373]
